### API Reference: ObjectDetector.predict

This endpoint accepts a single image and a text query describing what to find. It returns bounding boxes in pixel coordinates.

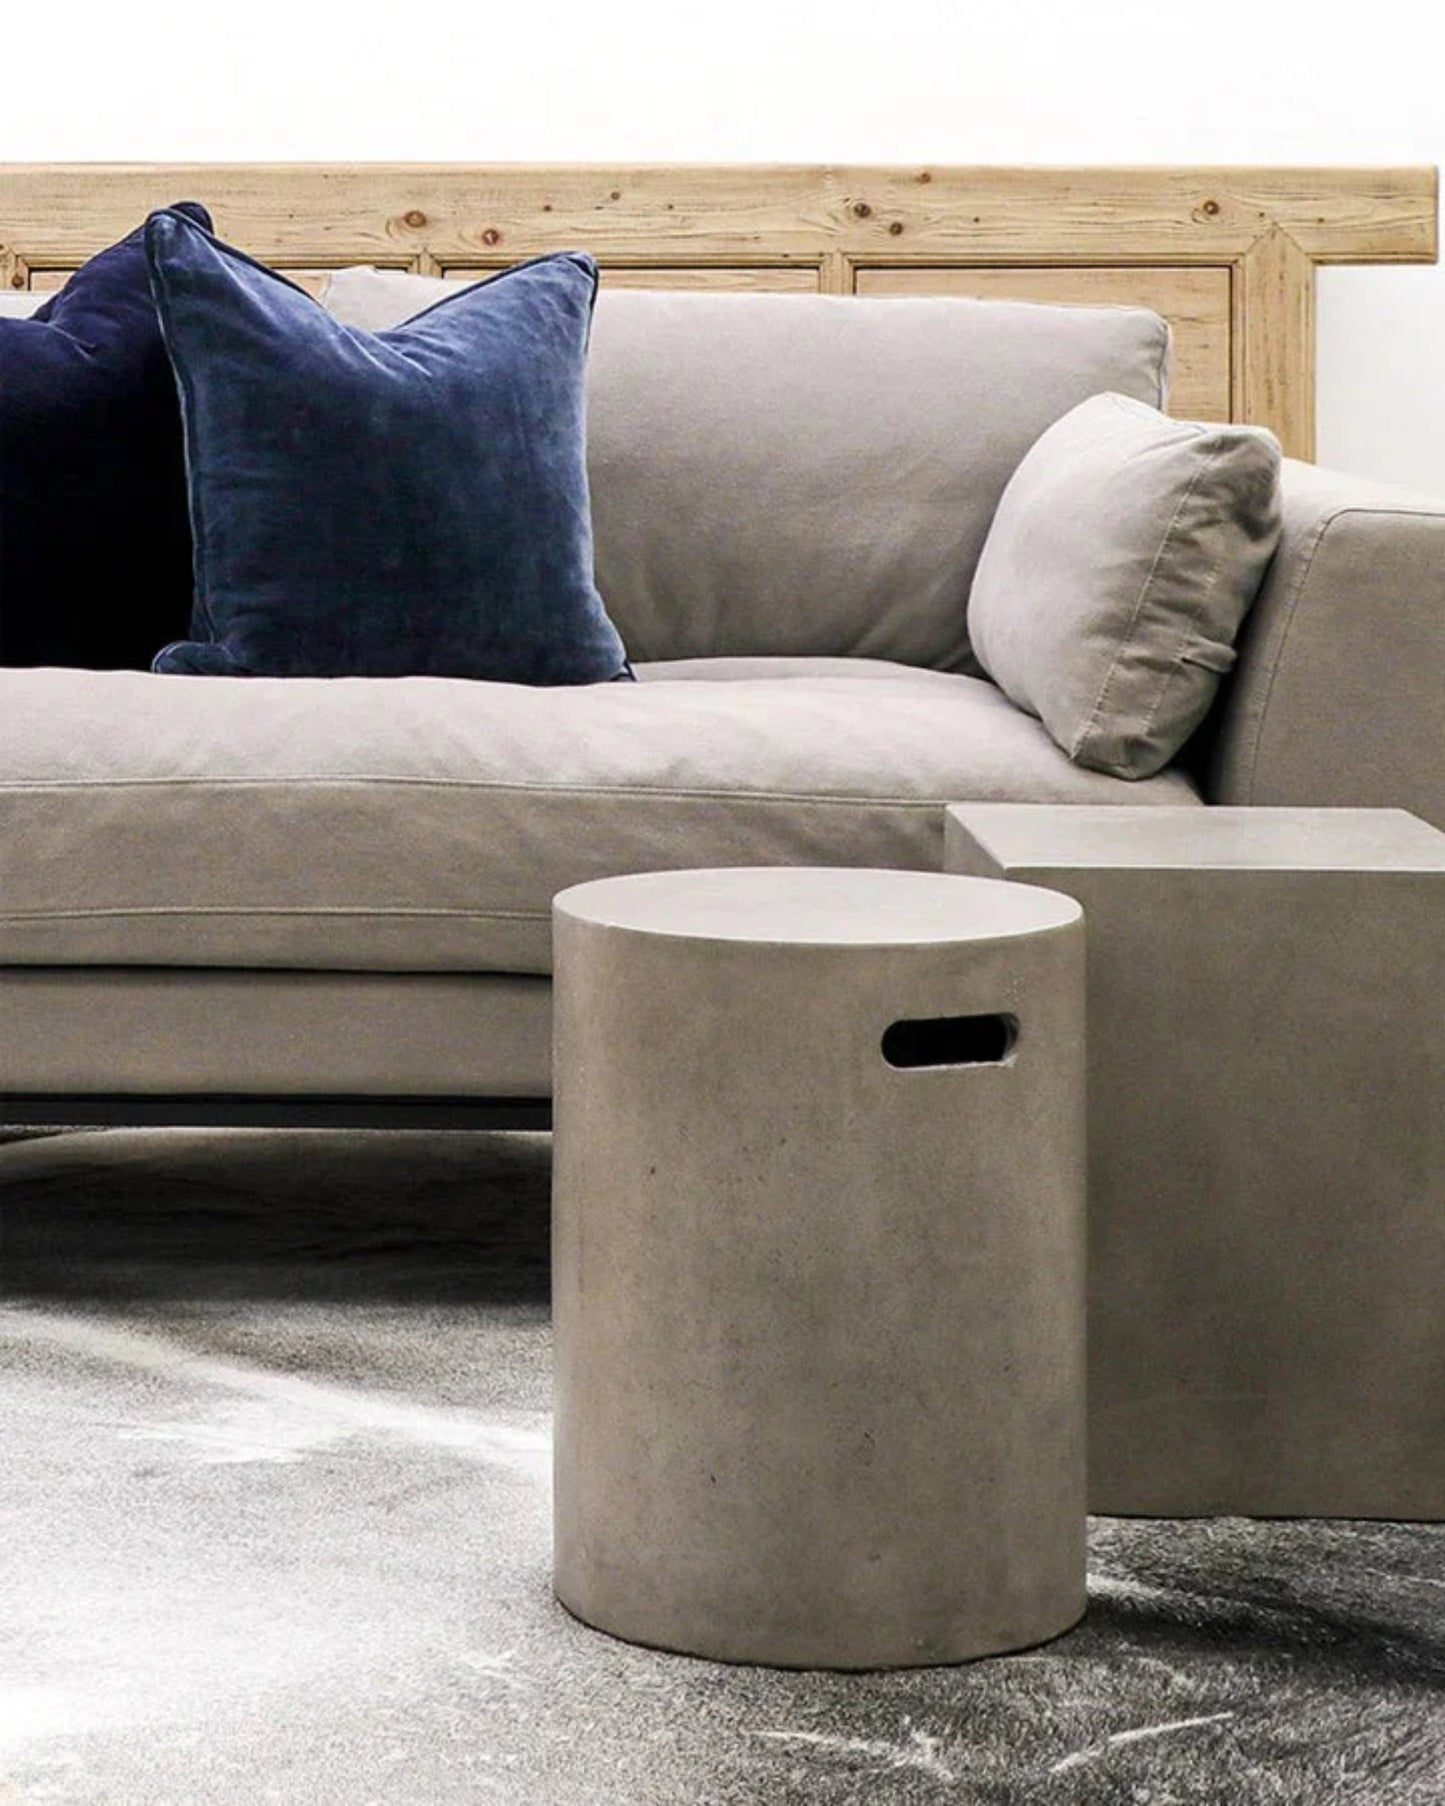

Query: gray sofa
[2,279,1442,1124]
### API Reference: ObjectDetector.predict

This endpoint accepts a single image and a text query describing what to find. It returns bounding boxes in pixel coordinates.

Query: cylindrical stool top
[552,867,1085,1669]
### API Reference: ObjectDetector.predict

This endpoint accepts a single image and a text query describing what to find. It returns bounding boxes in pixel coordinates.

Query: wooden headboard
[2,164,1435,459]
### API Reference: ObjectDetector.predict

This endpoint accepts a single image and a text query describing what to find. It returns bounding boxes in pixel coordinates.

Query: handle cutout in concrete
[881,1013,1017,1069]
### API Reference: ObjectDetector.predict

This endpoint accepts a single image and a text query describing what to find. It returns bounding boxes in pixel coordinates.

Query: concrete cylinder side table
[552,866,1086,1670]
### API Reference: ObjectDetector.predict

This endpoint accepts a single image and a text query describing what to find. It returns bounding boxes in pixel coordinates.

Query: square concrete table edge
[943,802,1445,1520]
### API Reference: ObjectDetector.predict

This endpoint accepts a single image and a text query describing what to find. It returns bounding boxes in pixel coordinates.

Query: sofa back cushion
[324,270,1170,672]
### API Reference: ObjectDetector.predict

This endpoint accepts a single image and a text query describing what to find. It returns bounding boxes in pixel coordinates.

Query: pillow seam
[1069,419,1223,767]
[146,234,212,668]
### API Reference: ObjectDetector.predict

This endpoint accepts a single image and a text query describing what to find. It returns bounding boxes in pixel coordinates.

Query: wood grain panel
[29,263,818,299]
[0,164,1434,455]
[1234,225,1316,454]
[601,265,817,292]
[1,165,1431,265]
[857,265,1231,422]
[446,264,818,292]
[27,264,413,298]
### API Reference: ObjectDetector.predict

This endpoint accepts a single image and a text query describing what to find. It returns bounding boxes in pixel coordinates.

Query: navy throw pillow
[0,202,212,668]
[145,210,630,683]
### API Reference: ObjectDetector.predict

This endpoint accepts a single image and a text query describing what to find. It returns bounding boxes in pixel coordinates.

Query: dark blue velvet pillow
[0,202,212,668]
[145,210,629,683]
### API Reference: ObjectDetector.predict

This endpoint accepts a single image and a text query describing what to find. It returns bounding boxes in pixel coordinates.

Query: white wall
[8,0,1444,491]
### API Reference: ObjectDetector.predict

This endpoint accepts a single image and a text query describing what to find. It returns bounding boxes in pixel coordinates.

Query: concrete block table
[946,805,1445,1519]
[551,867,1085,1669]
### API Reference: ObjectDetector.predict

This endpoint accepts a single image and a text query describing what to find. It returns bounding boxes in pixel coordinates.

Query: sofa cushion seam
[0,778,949,808]
[1070,433,1223,768]
[1153,315,1171,409]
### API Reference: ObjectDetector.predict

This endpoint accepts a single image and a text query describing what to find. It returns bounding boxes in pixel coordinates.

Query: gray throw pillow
[968,392,1282,779]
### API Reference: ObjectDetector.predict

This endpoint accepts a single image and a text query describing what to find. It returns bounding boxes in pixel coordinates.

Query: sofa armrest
[1203,459,1445,828]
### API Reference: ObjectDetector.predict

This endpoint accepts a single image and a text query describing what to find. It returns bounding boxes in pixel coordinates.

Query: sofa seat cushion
[0,660,1200,974]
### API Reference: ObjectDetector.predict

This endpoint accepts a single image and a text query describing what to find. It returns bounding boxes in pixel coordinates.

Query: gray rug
[2,1128,1442,1805]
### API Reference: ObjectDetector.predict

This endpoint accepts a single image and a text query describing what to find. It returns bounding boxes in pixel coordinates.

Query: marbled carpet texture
[1,1128,1442,1806]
